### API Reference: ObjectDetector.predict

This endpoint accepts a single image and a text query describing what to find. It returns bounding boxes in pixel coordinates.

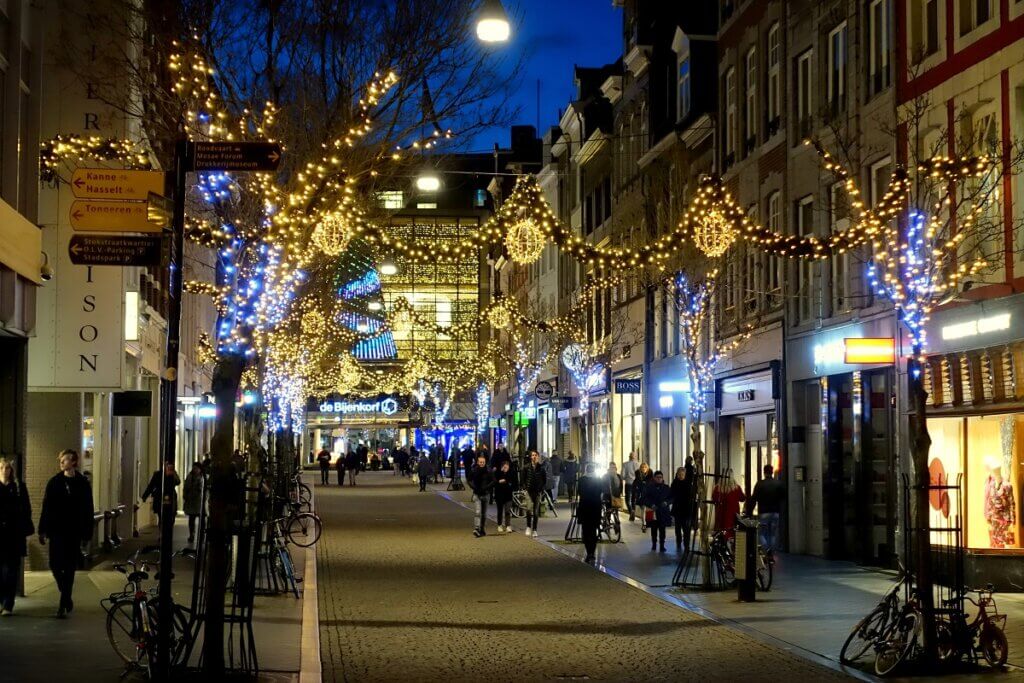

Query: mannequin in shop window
[984,456,1015,549]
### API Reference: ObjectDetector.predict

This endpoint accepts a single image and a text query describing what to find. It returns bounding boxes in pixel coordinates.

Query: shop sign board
[614,378,642,393]
[319,397,399,415]
[534,380,553,400]
[940,313,1011,342]
[737,389,755,402]
[843,337,896,364]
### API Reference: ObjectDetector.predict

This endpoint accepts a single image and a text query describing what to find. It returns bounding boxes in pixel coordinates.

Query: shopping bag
[644,508,655,523]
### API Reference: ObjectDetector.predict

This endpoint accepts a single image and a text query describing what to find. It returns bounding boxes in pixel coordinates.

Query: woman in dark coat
[141,461,181,522]
[670,462,696,551]
[640,470,673,552]
[182,463,204,545]
[0,458,33,615]
[39,449,94,617]
[493,460,518,532]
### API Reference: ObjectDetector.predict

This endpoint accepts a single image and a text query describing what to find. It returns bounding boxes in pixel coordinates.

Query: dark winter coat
[317,450,332,470]
[467,465,495,497]
[183,471,204,516]
[670,475,695,520]
[562,458,579,484]
[493,468,518,504]
[0,480,33,559]
[344,451,359,470]
[548,455,564,477]
[576,475,607,524]
[604,472,624,498]
[490,448,511,470]
[417,458,434,479]
[142,470,181,516]
[38,472,94,543]
[640,481,673,527]
[521,462,547,496]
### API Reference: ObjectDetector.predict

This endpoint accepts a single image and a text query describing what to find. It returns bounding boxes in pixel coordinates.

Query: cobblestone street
[316,472,849,682]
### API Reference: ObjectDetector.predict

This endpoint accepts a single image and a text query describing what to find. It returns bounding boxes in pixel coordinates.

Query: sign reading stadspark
[319,398,399,416]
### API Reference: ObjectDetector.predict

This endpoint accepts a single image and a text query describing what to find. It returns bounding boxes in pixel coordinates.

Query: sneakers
[497,525,506,533]
[0,608,10,617]
[473,529,482,537]
[529,529,538,537]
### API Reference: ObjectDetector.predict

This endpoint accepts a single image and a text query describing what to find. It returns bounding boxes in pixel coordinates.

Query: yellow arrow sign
[69,200,162,233]
[71,168,166,200]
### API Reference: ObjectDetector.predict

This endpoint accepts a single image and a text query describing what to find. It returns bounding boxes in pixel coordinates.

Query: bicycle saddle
[127,570,149,582]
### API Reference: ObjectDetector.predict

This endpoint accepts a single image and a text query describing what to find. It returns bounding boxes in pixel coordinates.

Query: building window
[827,22,848,116]
[795,50,813,140]
[868,0,892,96]
[959,0,992,35]
[378,191,404,209]
[724,67,737,165]
[677,35,692,120]
[830,182,850,314]
[766,22,781,135]
[796,195,815,322]
[474,188,488,208]
[912,0,941,60]
[929,414,1024,550]
[766,192,782,306]
[743,205,758,314]
[744,47,757,152]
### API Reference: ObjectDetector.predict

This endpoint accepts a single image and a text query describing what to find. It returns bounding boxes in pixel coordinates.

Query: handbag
[644,507,655,523]
[611,496,624,510]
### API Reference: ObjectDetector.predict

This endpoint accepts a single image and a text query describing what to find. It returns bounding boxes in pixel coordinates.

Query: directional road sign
[68,234,162,266]
[71,169,166,200]
[189,141,282,172]
[70,199,162,233]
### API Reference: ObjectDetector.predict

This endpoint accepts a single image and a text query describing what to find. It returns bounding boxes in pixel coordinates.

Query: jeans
[320,467,329,485]
[474,497,488,532]
[674,515,693,550]
[347,469,357,486]
[419,477,428,492]
[0,556,19,611]
[48,538,80,609]
[549,476,561,501]
[581,522,598,558]
[496,501,512,526]
[187,514,199,541]
[525,493,542,531]
[759,512,781,552]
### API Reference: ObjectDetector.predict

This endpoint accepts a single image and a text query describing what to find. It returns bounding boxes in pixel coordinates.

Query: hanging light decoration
[505,217,546,265]
[487,301,512,329]
[335,354,363,392]
[301,308,326,338]
[311,212,354,256]
[692,205,736,257]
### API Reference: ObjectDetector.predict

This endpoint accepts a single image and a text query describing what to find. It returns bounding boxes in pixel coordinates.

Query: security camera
[40,252,53,281]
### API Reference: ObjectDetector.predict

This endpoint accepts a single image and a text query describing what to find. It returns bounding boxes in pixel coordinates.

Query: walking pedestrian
[336,454,345,486]
[670,460,696,552]
[141,461,181,523]
[38,449,94,618]
[494,460,517,533]
[640,470,672,552]
[521,450,547,537]
[604,462,624,511]
[547,452,564,503]
[747,464,786,552]
[630,462,652,523]
[345,449,359,486]
[562,453,579,501]
[468,455,495,537]
[577,462,606,563]
[317,448,332,485]
[490,442,511,470]
[417,456,434,492]
[0,458,33,616]
[622,452,639,511]
[183,462,204,545]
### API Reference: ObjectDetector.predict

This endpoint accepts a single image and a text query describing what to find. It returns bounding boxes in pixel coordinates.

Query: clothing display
[984,474,1016,549]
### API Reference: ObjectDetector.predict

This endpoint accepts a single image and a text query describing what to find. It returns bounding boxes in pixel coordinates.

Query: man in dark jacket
[317,449,332,485]
[547,453,564,502]
[0,457,33,615]
[38,449,94,618]
[490,443,511,470]
[562,453,580,501]
[747,464,786,552]
[417,456,434,492]
[521,450,547,537]
[344,450,359,486]
[577,462,607,563]
[468,455,495,537]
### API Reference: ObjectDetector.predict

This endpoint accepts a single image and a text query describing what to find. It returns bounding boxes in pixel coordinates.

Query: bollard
[735,517,759,602]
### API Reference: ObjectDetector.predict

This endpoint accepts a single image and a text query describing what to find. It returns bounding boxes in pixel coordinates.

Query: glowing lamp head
[379,260,398,276]
[416,173,441,192]
[367,300,383,311]
[476,0,511,43]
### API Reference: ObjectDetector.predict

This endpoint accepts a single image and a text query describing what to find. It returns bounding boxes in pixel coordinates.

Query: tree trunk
[908,355,937,663]
[202,353,245,674]
[690,415,712,587]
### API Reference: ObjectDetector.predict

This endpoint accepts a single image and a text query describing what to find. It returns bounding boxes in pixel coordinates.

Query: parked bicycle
[103,548,190,678]
[839,560,922,676]
[936,585,1008,668]
[267,516,302,599]
[840,567,913,666]
[706,528,772,591]
[599,502,622,543]
[275,496,322,547]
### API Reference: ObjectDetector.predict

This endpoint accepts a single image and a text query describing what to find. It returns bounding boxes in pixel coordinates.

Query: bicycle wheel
[840,606,887,665]
[277,547,301,599]
[149,598,192,665]
[510,492,526,518]
[610,511,622,543]
[874,611,919,676]
[980,625,1008,668]
[106,598,148,667]
[934,619,961,664]
[756,553,773,591]
[297,482,312,503]
[286,512,323,547]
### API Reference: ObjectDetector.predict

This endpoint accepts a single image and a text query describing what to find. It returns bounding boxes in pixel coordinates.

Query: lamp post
[476,0,511,43]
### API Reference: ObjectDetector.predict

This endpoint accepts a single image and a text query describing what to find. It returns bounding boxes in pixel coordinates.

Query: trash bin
[735,516,759,602]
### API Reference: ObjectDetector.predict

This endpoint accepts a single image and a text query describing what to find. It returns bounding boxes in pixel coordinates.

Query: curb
[299,488,322,683]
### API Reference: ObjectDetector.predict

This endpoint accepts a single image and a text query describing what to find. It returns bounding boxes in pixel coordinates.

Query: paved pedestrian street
[315,472,847,682]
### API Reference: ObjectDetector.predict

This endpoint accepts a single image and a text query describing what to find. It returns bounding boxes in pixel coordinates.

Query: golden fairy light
[692,205,736,257]
[504,217,546,265]
[487,302,512,330]
[311,212,354,256]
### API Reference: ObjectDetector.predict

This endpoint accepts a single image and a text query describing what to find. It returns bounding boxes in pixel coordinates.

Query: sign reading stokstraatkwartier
[68,234,162,267]
[189,142,282,172]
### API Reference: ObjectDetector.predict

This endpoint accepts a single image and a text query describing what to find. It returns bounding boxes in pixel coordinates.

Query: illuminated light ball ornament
[335,354,363,391]
[693,205,736,257]
[311,212,353,256]
[504,217,546,265]
[487,302,512,330]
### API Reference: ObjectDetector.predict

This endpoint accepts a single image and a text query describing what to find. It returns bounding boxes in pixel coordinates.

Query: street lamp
[476,0,511,43]
[416,170,441,192]
[379,259,398,276]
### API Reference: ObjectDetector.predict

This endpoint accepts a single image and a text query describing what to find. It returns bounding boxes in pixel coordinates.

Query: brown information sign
[68,234,162,267]
[189,142,282,172]
[71,169,166,200]
[69,199,161,233]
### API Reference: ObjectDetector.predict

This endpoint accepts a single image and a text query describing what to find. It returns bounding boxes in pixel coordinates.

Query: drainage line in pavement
[433,488,877,683]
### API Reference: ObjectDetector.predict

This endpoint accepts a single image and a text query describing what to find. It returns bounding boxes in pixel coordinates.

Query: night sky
[468,0,622,151]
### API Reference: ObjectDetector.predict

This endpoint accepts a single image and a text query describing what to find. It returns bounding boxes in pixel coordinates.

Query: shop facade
[646,354,695,475]
[919,295,1024,588]
[611,367,643,471]
[785,315,898,566]
[716,365,781,499]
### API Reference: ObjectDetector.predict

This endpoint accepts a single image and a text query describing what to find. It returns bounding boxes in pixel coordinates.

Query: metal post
[156,139,188,677]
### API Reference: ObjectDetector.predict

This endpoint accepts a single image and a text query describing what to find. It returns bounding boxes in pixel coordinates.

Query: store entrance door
[745,439,769,498]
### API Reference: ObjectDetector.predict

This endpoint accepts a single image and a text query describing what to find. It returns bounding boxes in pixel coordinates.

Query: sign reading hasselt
[940,313,1011,341]
[319,398,399,415]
